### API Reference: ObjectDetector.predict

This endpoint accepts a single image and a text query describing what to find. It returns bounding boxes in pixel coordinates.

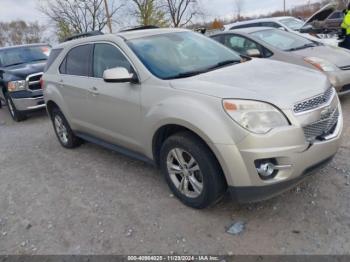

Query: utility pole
[104,0,113,33]
[283,0,286,15]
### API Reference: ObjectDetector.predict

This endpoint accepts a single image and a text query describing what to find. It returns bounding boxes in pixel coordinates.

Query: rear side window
[260,22,280,28]
[328,11,343,20]
[44,48,62,72]
[93,43,133,78]
[230,23,261,30]
[61,44,92,76]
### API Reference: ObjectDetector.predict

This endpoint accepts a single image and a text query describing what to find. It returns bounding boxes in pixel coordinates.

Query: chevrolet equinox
[43,28,343,209]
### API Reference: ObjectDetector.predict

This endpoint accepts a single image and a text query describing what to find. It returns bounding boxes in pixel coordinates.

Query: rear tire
[160,132,227,209]
[51,108,82,149]
[5,94,26,122]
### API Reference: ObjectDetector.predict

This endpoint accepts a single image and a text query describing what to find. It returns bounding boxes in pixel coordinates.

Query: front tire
[51,108,82,148]
[5,94,26,122]
[160,132,227,209]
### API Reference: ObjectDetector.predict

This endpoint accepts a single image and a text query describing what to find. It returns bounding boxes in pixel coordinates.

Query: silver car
[212,27,350,96]
[43,28,343,208]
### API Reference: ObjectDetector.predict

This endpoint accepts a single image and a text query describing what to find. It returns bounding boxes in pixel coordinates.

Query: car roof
[0,43,50,51]
[212,27,275,36]
[54,28,189,49]
[226,16,295,29]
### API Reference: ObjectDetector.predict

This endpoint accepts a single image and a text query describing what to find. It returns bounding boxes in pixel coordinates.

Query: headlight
[304,57,339,72]
[8,80,26,92]
[223,99,289,134]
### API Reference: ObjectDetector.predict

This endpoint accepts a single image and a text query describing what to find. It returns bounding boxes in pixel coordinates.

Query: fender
[44,80,74,128]
[141,95,248,159]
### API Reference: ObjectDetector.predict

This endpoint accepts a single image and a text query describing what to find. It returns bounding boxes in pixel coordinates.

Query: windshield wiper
[286,43,317,51]
[164,60,241,80]
[4,62,25,67]
[164,70,206,80]
[30,58,47,62]
[208,60,241,70]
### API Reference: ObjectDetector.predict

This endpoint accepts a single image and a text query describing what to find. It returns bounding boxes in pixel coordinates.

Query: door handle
[89,86,99,96]
[58,79,64,87]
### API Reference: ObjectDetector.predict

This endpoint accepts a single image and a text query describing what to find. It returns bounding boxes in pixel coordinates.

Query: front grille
[303,107,339,142]
[26,73,43,91]
[293,88,334,114]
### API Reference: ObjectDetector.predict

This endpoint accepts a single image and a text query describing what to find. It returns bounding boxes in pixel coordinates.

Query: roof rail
[64,31,104,42]
[120,25,160,32]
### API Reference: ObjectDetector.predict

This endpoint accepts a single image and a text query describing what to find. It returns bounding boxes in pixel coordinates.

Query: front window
[251,29,316,51]
[279,18,304,31]
[0,45,51,67]
[93,43,133,78]
[127,32,241,80]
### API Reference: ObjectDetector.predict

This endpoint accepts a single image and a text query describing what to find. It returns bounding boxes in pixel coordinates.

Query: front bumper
[213,99,343,203]
[228,156,334,203]
[326,70,350,96]
[10,90,45,112]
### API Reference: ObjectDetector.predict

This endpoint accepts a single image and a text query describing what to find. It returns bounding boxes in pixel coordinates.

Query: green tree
[130,0,168,27]
[57,20,74,42]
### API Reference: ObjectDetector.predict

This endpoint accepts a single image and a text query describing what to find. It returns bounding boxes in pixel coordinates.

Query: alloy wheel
[166,148,204,198]
[54,115,69,145]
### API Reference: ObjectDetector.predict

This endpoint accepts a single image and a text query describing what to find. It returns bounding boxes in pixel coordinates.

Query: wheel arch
[46,100,60,119]
[152,122,228,181]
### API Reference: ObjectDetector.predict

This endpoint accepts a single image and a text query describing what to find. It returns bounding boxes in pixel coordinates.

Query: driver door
[85,43,142,152]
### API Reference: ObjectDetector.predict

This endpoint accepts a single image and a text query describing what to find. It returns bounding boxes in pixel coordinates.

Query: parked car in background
[43,28,342,209]
[300,3,343,34]
[0,44,51,121]
[225,15,339,46]
[211,27,350,96]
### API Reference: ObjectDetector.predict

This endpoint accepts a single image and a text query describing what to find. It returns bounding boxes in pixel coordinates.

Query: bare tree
[39,0,123,38]
[165,0,199,27]
[233,0,244,21]
[0,21,44,46]
[129,0,168,27]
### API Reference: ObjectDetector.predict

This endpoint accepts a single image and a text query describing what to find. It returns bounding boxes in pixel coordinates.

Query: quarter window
[93,43,133,78]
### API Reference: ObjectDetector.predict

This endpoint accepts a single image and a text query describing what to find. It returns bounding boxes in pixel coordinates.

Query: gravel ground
[0,96,349,255]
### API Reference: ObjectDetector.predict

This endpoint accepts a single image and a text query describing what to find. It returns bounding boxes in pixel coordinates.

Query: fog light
[255,159,292,180]
[257,162,276,178]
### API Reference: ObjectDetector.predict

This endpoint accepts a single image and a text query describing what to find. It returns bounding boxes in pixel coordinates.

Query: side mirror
[103,67,137,83]
[246,49,262,58]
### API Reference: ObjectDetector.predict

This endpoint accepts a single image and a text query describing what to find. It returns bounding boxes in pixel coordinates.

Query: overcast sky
[0,0,319,24]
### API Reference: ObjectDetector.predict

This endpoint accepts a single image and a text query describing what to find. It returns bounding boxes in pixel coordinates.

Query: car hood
[303,3,337,26]
[170,59,330,110]
[291,45,350,68]
[1,61,46,79]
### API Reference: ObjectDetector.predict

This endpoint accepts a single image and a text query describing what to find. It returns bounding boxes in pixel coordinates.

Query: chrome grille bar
[293,88,334,114]
[26,72,43,91]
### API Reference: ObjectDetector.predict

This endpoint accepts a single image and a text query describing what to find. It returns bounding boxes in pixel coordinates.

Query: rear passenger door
[85,42,142,152]
[59,44,93,130]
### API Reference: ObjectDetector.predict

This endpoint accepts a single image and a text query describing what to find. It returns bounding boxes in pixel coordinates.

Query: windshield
[279,18,304,31]
[0,45,51,67]
[251,29,315,51]
[127,31,242,79]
